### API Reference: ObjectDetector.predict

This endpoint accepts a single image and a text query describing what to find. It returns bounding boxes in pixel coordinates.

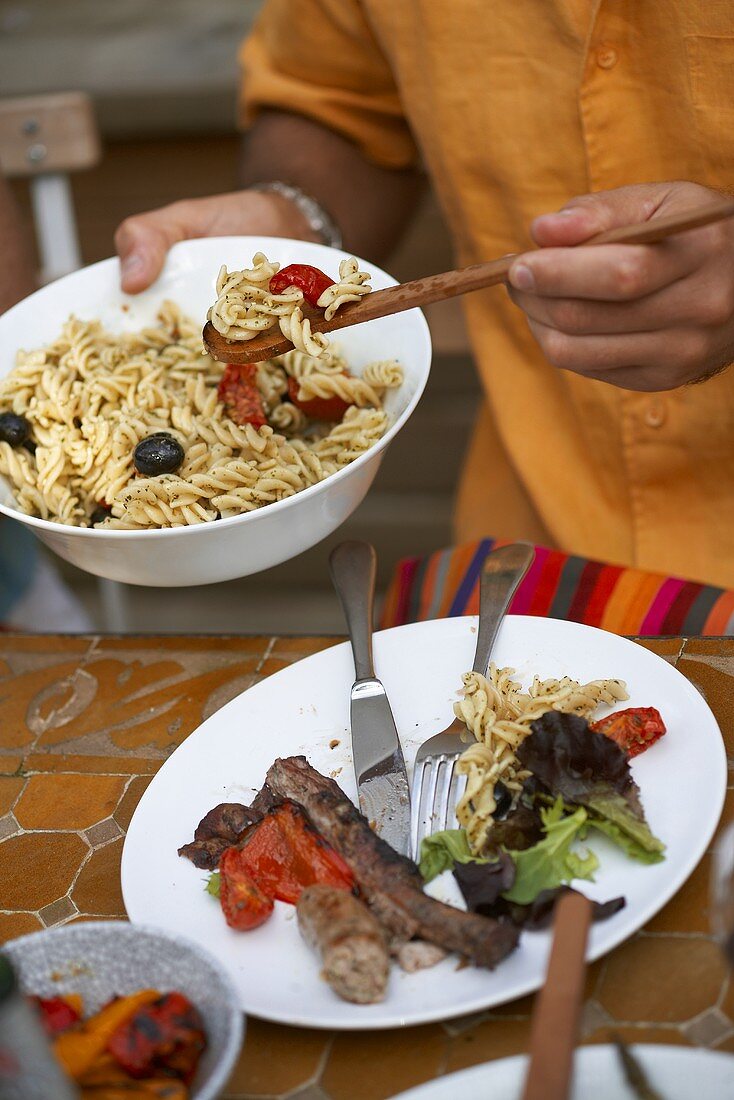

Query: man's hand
[115,189,319,294]
[507,181,734,391]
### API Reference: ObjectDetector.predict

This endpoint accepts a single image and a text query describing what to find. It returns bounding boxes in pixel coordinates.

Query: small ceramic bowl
[3,921,244,1100]
[0,236,432,586]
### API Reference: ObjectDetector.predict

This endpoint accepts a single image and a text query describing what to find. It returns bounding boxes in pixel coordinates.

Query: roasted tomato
[218,363,268,429]
[591,706,666,757]
[31,995,81,1037]
[107,992,206,1084]
[269,263,334,306]
[238,802,354,904]
[219,845,274,930]
[286,377,349,423]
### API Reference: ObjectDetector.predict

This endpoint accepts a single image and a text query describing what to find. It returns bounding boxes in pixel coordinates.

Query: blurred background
[0,0,479,633]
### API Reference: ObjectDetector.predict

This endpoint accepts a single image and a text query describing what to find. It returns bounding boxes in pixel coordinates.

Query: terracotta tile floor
[1,633,732,1099]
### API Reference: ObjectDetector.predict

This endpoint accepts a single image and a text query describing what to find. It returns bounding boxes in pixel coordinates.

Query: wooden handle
[204,198,734,363]
[521,891,593,1100]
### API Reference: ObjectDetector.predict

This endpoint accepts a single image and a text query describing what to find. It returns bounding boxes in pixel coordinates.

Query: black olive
[133,433,184,476]
[493,780,512,819]
[0,412,31,448]
[90,505,111,526]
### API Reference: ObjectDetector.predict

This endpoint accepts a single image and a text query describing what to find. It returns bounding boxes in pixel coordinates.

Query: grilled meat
[394,940,447,973]
[266,756,519,969]
[297,884,390,1004]
[178,801,260,870]
[178,837,228,871]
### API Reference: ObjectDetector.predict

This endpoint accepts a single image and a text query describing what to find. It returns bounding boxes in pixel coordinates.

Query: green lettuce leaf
[586,804,665,863]
[419,829,487,883]
[502,799,599,905]
[204,871,220,898]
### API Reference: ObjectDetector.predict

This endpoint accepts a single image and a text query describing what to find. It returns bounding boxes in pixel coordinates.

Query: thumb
[115,211,185,294]
[530,184,668,248]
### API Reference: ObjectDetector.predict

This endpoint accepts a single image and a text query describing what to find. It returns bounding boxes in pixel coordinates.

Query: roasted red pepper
[219,845,275,930]
[286,376,350,423]
[238,801,354,904]
[106,991,206,1083]
[31,995,81,1037]
[269,263,334,306]
[217,363,268,429]
[591,706,666,757]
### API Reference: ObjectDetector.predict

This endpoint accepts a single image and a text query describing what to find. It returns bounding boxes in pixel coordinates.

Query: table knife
[329,540,411,856]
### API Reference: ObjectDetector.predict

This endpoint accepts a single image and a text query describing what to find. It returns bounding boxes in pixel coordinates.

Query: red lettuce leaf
[501,886,625,929]
[484,802,544,854]
[517,711,640,808]
[453,852,516,913]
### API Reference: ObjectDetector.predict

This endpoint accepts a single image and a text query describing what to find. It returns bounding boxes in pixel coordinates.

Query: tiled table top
[1,633,732,1099]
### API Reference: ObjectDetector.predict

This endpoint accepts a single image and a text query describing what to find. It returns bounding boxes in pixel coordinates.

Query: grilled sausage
[297,885,390,1004]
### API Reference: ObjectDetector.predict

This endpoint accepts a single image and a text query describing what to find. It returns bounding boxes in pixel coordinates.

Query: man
[115,1,734,588]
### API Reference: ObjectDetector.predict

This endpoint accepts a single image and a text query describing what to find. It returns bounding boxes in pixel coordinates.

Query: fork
[410,542,534,861]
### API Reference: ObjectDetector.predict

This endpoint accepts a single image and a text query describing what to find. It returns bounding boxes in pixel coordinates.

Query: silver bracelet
[249,181,343,250]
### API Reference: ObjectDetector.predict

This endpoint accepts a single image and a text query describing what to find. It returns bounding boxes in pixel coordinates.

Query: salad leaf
[517,711,664,858]
[586,804,665,862]
[501,886,625,930]
[204,871,220,898]
[419,829,486,883]
[453,852,516,912]
[485,802,544,853]
[502,799,599,905]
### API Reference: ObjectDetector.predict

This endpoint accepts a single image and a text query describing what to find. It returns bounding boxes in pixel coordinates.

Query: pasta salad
[0,299,403,530]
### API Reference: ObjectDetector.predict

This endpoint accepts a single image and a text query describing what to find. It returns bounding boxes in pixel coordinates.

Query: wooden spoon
[520,890,593,1100]
[203,198,734,363]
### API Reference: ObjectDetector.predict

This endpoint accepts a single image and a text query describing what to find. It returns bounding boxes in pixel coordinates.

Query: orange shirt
[241,1,734,588]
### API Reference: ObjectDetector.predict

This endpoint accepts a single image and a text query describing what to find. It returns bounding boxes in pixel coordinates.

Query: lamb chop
[178,802,260,869]
[266,755,519,969]
[178,787,277,869]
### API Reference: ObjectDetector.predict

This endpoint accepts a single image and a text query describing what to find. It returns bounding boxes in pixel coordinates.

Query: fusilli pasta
[317,258,372,320]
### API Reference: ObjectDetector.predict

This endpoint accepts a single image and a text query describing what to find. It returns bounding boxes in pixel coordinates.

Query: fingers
[526,317,709,390]
[530,184,668,248]
[507,240,697,301]
[508,271,734,335]
[115,197,225,294]
[115,215,177,294]
[114,190,314,294]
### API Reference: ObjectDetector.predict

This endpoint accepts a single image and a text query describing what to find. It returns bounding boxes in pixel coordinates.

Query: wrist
[251,188,321,244]
[248,181,342,249]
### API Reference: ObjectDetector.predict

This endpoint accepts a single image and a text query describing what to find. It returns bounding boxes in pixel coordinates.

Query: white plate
[388,1045,734,1099]
[122,616,727,1029]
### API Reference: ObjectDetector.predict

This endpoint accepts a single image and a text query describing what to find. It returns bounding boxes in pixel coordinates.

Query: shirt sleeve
[239,0,418,169]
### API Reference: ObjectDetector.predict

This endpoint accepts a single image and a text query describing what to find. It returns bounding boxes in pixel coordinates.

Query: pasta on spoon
[207,253,372,357]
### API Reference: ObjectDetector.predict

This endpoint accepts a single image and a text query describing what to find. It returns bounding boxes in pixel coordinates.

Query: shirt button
[596,46,618,69]
[644,400,666,428]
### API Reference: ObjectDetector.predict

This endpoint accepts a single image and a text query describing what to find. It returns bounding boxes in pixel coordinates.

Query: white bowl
[3,921,244,1100]
[0,237,431,586]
